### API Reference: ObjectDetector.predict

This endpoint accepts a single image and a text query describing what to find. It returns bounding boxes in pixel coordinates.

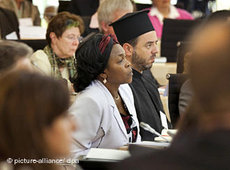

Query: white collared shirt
[149,5,180,24]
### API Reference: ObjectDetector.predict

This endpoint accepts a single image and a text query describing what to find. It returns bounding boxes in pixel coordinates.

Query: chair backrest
[176,41,191,73]
[167,73,188,127]
[58,0,71,13]
[161,19,199,62]
[16,39,47,51]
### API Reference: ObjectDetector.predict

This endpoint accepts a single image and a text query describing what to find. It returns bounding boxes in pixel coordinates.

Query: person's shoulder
[30,50,51,74]
[31,50,48,60]
[76,81,109,102]
[71,81,110,113]
[176,8,193,19]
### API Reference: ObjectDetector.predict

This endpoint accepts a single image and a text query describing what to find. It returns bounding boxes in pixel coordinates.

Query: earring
[103,78,107,84]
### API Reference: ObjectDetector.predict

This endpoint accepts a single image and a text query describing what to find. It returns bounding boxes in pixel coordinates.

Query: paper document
[20,26,46,39]
[154,57,167,63]
[130,141,170,149]
[19,18,33,26]
[6,31,18,40]
[160,111,168,129]
[86,148,131,160]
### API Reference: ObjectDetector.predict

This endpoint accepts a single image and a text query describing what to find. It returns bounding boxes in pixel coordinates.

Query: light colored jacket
[69,80,141,158]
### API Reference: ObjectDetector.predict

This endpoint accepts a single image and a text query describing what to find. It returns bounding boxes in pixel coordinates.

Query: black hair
[73,33,116,92]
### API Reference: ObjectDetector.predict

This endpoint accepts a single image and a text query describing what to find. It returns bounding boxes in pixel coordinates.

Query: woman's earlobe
[99,72,107,80]
[99,72,108,84]
[50,32,56,41]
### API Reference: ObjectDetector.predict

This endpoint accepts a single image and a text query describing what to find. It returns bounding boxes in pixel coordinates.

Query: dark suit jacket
[129,69,171,141]
[0,7,20,39]
[68,0,99,16]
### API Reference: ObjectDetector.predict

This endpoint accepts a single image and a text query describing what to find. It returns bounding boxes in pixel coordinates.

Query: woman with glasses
[31,12,84,92]
[69,33,141,158]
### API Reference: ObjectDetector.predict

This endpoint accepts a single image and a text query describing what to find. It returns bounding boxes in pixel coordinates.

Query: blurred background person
[0,0,41,26]
[70,33,141,157]
[0,71,77,170]
[30,12,84,92]
[0,7,20,39]
[42,5,58,28]
[178,9,230,116]
[148,0,193,39]
[76,0,104,37]
[0,40,33,74]
[97,0,134,36]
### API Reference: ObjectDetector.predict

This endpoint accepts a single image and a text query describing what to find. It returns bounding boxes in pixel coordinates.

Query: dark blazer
[68,0,99,16]
[0,7,20,39]
[129,69,171,141]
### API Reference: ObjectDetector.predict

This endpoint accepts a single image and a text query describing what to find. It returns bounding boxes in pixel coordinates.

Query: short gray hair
[98,0,133,31]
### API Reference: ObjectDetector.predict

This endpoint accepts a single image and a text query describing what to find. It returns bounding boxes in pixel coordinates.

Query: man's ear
[100,21,110,34]
[123,43,133,62]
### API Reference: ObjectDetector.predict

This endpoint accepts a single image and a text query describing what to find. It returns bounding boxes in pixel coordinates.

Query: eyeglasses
[64,35,83,43]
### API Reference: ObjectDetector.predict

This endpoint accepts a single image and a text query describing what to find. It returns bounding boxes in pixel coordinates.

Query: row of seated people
[0,0,195,63]
[0,2,171,169]
[1,1,230,169]
[1,12,230,170]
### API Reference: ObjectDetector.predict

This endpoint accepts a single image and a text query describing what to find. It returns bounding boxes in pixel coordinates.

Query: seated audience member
[98,0,160,88]
[113,21,230,170]
[0,40,33,73]
[0,7,20,39]
[97,0,133,36]
[178,51,192,115]
[30,12,84,92]
[0,71,77,170]
[111,10,172,141]
[69,33,141,157]
[147,0,193,39]
[0,0,41,26]
[178,10,230,116]
[43,6,58,28]
[97,0,161,89]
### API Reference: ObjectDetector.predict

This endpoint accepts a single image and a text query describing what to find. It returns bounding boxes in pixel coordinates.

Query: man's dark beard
[132,51,152,72]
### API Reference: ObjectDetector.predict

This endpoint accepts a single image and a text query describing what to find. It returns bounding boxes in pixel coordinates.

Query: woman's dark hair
[0,71,70,170]
[73,33,117,92]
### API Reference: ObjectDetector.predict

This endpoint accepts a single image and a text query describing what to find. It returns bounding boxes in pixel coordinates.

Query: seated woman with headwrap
[69,33,141,158]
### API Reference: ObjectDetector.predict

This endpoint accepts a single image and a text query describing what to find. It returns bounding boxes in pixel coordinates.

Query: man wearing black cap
[111,10,171,141]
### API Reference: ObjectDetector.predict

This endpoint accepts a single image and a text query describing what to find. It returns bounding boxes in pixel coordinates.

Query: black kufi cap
[110,10,155,44]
